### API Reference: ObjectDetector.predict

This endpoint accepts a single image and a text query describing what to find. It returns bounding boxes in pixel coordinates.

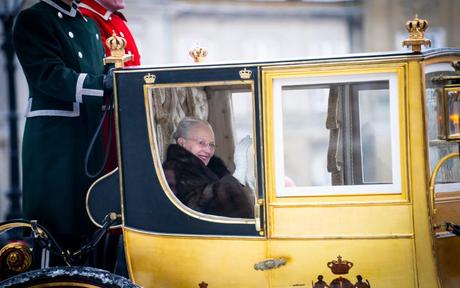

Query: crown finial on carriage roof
[189,44,208,63]
[402,15,432,52]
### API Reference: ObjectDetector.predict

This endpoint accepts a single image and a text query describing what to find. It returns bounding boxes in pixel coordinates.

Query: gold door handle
[428,152,459,215]
[254,258,287,271]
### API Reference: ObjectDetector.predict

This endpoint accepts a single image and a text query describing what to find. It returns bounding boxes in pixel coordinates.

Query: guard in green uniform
[13,0,110,262]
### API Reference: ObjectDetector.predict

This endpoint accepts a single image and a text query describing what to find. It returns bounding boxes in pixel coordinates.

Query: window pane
[281,81,392,187]
[149,83,256,219]
[282,86,330,186]
[358,88,392,183]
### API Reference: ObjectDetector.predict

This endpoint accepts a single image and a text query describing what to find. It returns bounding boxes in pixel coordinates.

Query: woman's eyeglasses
[183,137,216,151]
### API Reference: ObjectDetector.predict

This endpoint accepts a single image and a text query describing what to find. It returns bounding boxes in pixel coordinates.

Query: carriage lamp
[436,61,460,141]
[444,87,460,141]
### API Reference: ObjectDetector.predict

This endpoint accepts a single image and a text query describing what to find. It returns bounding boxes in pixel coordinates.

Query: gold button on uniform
[68,31,74,38]
[78,51,83,58]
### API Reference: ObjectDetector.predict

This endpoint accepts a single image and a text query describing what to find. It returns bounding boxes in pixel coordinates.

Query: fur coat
[163,144,254,218]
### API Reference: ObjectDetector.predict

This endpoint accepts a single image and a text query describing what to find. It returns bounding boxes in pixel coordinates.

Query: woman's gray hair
[173,117,212,141]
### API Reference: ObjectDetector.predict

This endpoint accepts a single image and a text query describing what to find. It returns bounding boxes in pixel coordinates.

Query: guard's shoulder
[14,3,55,43]
[16,2,53,23]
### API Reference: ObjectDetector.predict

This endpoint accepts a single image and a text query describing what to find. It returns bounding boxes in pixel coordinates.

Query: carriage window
[147,82,256,218]
[425,64,460,192]
[273,73,401,196]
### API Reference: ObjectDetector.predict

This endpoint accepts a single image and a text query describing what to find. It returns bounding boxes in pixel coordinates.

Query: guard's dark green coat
[14,0,106,242]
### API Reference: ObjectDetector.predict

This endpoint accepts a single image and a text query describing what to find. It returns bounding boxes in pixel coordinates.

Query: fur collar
[165,144,230,178]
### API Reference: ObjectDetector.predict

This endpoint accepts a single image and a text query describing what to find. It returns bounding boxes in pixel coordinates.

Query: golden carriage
[1,16,460,288]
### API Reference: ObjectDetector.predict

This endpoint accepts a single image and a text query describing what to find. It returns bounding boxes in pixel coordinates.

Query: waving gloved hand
[233,135,252,185]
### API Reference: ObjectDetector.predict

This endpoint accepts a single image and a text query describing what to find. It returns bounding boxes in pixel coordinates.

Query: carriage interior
[145,82,257,218]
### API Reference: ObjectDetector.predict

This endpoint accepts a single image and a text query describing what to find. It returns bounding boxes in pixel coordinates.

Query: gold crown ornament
[239,68,252,80]
[104,31,134,68]
[144,73,157,84]
[402,15,432,52]
[327,255,354,275]
[189,45,208,63]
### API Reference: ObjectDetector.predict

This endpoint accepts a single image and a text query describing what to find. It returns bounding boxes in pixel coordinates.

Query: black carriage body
[114,64,261,236]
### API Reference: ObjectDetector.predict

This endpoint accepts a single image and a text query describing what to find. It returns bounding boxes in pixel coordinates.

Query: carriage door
[118,66,269,287]
[260,64,420,287]
[425,60,460,288]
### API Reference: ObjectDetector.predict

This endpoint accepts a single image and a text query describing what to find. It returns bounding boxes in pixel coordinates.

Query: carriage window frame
[272,72,401,197]
[143,80,258,224]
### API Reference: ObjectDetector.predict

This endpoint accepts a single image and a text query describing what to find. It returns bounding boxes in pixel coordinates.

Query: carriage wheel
[0,266,139,288]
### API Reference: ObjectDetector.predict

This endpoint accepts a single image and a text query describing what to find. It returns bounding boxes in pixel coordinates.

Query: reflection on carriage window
[281,81,392,187]
[149,84,255,218]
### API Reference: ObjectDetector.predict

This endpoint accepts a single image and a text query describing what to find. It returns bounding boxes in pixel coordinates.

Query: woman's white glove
[233,135,252,185]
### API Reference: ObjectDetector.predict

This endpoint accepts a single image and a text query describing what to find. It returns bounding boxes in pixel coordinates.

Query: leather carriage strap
[84,94,114,178]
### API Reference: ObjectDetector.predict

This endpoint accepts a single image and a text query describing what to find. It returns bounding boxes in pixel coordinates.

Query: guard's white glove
[233,135,252,185]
